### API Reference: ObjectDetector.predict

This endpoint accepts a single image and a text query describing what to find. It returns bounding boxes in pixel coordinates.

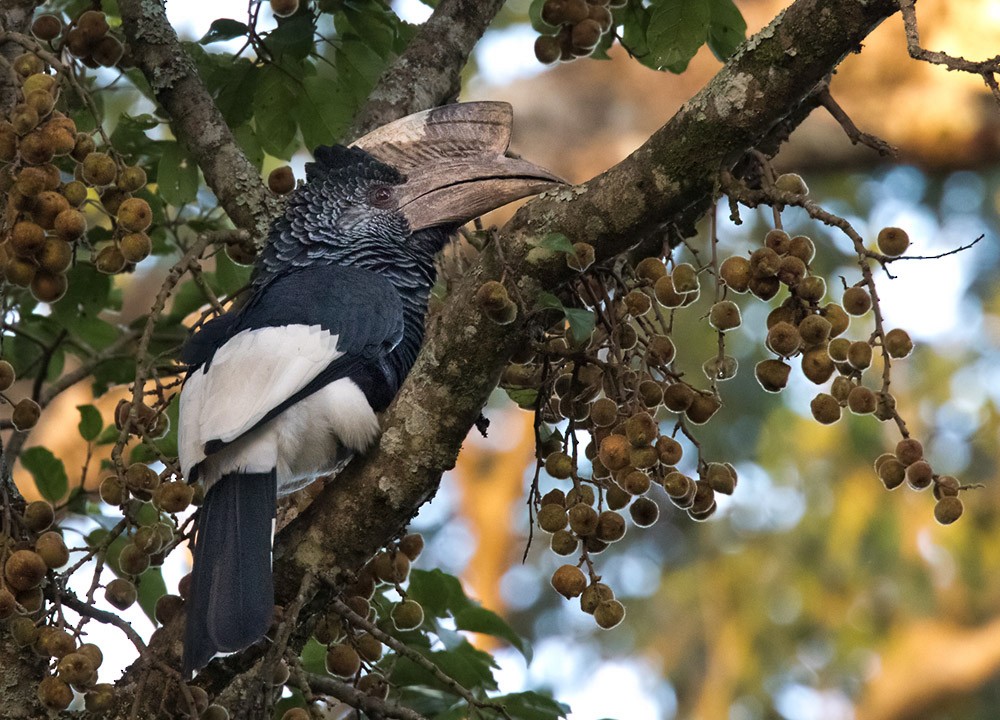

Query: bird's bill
[394,157,563,231]
[351,101,564,231]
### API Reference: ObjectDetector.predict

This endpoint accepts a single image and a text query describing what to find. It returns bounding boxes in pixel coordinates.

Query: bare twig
[60,590,148,653]
[817,88,897,156]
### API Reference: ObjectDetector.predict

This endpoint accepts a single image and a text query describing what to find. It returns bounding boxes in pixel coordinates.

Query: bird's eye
[369,186,394,209]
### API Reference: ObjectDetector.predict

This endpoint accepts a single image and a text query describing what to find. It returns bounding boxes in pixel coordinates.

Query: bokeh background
[16,1,1000,718]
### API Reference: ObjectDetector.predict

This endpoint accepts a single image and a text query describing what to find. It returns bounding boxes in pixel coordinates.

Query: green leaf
[535,232,575,255]
[342,5,398,56]
[529,0,557,33]
[136,568,167,624]
[296,73,355,150]
[535,291,565,312]
[214,250,252,297]
[255,64,301,158]
[20,447,68,503]
[505,387,539,409]
[646,0,711,72]
[232,124,264,170]
[620,2,652,60]
[200,18,249,44]
[52,263,112,320]
[706,0,746,60]
[77,404,102,441]
[211,59,258,127]
[564,307,596,344]
[265,14,315,60]
[72,315,119,351]
[454,606,532,662]
[300,637,327,674]
[498,692,570,720]
[407,569,475,618]
[391,641,498,693]
[157,141,199,206]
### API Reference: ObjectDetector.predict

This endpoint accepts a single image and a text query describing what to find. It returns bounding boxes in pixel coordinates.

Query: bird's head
[259,102,563,277]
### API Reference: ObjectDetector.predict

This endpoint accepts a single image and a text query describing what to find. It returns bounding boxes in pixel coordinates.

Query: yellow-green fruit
[5,257,38,287]
[638,380,663,408]
[35,531,69,569]
[399,533,423,560]
[847,341,873,371]
[685,392,721,425]
[57,652,94,685]
[905,460,933,490]
[12,398,41,431]
[719,255,751,292]
[11,104,40,136]
[749,275,781,301]
[61,180,88,207]
[105,577,137,609]
[571,18,602,50]
[37,676,73,711]
[92,35,124,67]
[635,257,667,282]
[99,475,125,505]
[764,228,791,254]
[36,239,72,275]
[752,359,789,394]
[568,503,599,536]
[17,586,43,613]
[884,328,913,358]
[801,346,835,385]
[0,360,14,391]
[14,52,45,77]
[842,286,872,316]
[391,599,424,631]
[831,375,853,403]
[590,398,617,427]
[81,152,117,186]
[475,280,509,312]
[545,451,574,480]
[624,412,657,447]
[766,322,801,357]
[895,437,923,466]
[30,270,69,303]
[646,334,675,365]
[52,209,86,242]
[152,594,183,627]
[655,435,682,465]
[877,456,906,489]
[605,482,630,510]
[117,197,152,232]
[125,462,159,494]
[774,172,809,195]
[821,303,850,337]
[534,34,561,64]
[267,165,295,194]
[629,496,659,527]
[0,588,14,619]
[11,221,45,256]
[325,643,361,678]
[568,242,595,272]
[550,529,578,555]
[704,462,736,495]
[934,496,963,525]
[810,393,841,424]
[595,511,626,542]
[33,190,70,229]
[671,263,698,293]
[42,124,76,158]
[118,544,150,576]
[152,480,194,513]
[85,684,114,712]
[537,504,567,533]
[787,235,815,264]
[934,475,960,500]
[662,382,694,412]
[71,133,95,162]
[624,289,652,316]
[9,615,38,646]
[356,633,382,662]
[622,469,650,495]
[580,582,614,614]
[709,300,741,331]
[31,14,62,41]
[120,232,152,263]
[94,244,126,274]
[798,314,832,346]
[876,226,909,257]
[749,246,781,279]
[551,564,586,599]
[653,274,685,307]
[828,337,850,363]
[5,549,47,591]
[117,165,147,193]
[847,385,877,415]
[22,499,53,532]
[598,434,631,471]
[22,73,57,96]
[594,598,626,629]
[778,255,807,287]
[796,275,826,302]
[280,710,310,720]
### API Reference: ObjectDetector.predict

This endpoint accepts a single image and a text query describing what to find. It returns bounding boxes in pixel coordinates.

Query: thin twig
[306,673,429,720]
[60,590,147,652]
[817,88,897,156]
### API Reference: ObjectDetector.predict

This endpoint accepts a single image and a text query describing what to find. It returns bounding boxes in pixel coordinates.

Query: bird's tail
[183,470,276,674]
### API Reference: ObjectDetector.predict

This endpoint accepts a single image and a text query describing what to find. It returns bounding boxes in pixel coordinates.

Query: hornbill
[177,102,561,673]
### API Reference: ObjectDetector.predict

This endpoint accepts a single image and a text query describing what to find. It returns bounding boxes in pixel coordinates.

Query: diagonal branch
[347,0,507,140]
[117,0,279,241]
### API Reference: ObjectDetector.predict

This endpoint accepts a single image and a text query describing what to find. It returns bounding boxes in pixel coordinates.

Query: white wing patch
[178,325,341,479]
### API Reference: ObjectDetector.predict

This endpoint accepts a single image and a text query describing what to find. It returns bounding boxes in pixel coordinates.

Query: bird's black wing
[177,264,404,476]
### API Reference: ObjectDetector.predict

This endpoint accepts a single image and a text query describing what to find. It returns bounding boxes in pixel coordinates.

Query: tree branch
[347,0,507,140]
[0,0,39,112]
[117,0,279,240]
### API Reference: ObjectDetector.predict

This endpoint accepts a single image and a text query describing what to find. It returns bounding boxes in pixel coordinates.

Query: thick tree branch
[274,0,899,599]
[117,0,279,240]
[347,0,507,140]
[0,0,39,112]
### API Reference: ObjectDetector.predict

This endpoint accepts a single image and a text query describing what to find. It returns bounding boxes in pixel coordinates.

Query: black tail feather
[183,471,276,674]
